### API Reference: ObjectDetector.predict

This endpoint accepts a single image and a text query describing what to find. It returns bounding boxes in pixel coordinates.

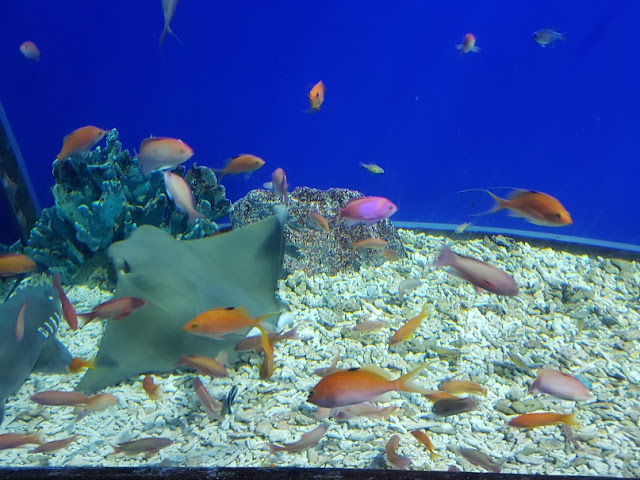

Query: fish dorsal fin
[507,189,538,200]
[229,306,251,319]
[361,364,392,380]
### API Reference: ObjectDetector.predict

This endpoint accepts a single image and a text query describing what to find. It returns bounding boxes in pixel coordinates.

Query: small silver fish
[533,29,565,47]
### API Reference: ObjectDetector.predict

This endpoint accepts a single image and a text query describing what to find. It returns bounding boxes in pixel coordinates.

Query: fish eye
[555,213,562,218]
[191,324,198,329]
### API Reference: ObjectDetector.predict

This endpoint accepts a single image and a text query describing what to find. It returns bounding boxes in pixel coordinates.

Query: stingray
[0,287,72,424]
[77,211,286,392]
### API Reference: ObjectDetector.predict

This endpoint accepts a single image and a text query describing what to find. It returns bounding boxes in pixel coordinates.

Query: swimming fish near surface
[360,162,384,174]
[529,369,594,401]
[456,33,480,54]
[463,189,572,227]
[433,246,519,296]
[56,126,107,161]
[533,28,565,46]
[19,41,40,61]
[337,196,397,227]
[308,364,433,408]
[308,81,326,111]
[159,0,182,46]
[214,154,265,182]
[137,137,194,176]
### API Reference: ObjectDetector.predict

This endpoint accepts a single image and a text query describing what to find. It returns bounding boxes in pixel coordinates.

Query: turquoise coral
[25,129,231,281]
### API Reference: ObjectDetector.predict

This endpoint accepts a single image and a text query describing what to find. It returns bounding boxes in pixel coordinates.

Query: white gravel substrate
[1,229,639,476]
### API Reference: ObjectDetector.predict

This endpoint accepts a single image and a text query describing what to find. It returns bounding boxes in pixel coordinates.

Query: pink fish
[31,391,91,407]
[337,196,397,227]
[159,0,182,46]
[193,378,222,421]
[19,41,40,61]
[137,137,193,176]
[385,434,412,469]
[529,369,594,401]
[268,424,329,454]
[15,298,29,342]
[0,433,42,450]
[78,297,147,325]
[234,327,299,353]
[433,246,519,296]
[270,168,288,204]
[52,273,78,330]
[163,171,204,225]
[316,402,398,421]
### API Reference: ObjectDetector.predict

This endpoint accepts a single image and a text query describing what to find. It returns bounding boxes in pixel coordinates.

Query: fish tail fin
[187,209,205,225]
[159,25,183,48]
[564,411,580,427]
[213,169,226,183]
[256,325,274,379]
[420,301,430,316]
[252,311,281,326]
[77,313,95,327]
[30,432,44,445]
[267,443,284,454]
[458,189,508,215]
[433,246,456,268]
[396,364,434,395]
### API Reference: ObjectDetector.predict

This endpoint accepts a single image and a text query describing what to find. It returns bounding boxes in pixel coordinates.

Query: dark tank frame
[0,468,626,480]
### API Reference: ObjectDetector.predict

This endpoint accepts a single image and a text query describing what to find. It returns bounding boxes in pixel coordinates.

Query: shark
[0,286,72,424]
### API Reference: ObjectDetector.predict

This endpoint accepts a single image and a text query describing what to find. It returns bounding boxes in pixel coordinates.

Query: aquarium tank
[0,1,638,477]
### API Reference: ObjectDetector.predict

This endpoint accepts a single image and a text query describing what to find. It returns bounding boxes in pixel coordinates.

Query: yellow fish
[389,302,430,345]
[360,162,384,174]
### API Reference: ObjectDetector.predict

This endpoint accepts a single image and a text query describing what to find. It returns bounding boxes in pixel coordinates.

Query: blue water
[1,1,639,243]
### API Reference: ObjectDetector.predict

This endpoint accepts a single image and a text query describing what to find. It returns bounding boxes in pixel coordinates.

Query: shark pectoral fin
[33,337,73,374]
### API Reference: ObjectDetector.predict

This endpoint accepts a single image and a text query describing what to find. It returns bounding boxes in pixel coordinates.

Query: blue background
[1,1,638,244]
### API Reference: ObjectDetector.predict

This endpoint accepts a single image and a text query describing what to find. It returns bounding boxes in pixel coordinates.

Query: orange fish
[19,41,40,61]
[176,355,228,378]
[214,154,265,182]
[508,411,578,429]
[67,357,96,373]
[31,390,91,407]
[257,325,274,380]
[438,379,487,396]
[52,273,78,330]
[467,189,572,227]
[353,238,389,250]
[183,306,278,339]
[456,33,480,54]
[411,429,439,460]
[0,253,36,277]
[389,302,430,346]
[143,375,161,400]
[137,137,194,176]
[56,126,107,161]
[308,364,433,408]
[308,81,326,111]
[425,391,460,403]
[15,298,29,342]
[309,211,330,232]
[78,297,147,325]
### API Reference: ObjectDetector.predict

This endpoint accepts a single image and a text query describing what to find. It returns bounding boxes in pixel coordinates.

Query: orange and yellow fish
[214,154,265,182]
[0,253,36,277]
[57,126,106,161]
[67,357,96,374]
[411,429,439,460]
[389,302,430,346]
[143,375,161,400]
[308,364,433,408]
[353,238,389,250]
[183,307,278,339]
[309,211,330,233]
[308,81,326,111]
[464,189,572,227]
[508,411,578,429]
